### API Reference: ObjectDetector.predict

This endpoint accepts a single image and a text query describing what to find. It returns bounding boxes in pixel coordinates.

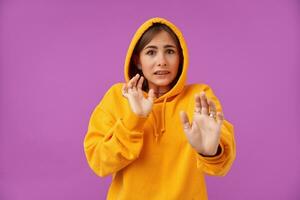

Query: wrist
[198,144,222,157]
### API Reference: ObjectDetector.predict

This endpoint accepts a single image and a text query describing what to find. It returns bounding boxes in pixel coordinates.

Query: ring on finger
[209,112,216,118]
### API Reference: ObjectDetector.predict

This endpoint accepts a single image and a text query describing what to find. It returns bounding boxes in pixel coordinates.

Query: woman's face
[137,30,180,92]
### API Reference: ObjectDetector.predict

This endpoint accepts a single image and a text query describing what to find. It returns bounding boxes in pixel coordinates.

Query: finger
[122,84,128,97]
[127,77,134,88]
[132,74,140,88]
[191,120,199,132]
[208,99,217,118]
[200,91,209,115]
[216,112,224,126]
[128,74,139,92]
[122,83,127,92]
[194,94,202,113]
[128,74,139,88]
[147,88,156,103]
[180,111,191,131]
[137,75,144,90]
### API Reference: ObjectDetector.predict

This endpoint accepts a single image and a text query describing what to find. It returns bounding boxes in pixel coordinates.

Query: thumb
[180,111,191,131]
[216,112,224,126]
[147,89,156,103]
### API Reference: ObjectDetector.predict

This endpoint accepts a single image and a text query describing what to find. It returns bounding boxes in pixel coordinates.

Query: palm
[186,113,221,155]
[180,92,224,156]
[127,87,153,117]
[122,74,155,117]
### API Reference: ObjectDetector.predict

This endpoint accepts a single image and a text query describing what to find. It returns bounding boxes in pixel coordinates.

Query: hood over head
[123,17,189,142]
[124,17,189,102]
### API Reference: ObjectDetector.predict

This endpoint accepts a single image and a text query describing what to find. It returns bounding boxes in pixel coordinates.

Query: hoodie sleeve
[83,84,148,177]
[196,84,236,176]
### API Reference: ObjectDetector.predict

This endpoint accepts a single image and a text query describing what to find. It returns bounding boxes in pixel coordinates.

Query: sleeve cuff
[121,111,148,131]
[197,142,225,165]
[199,144,222,157]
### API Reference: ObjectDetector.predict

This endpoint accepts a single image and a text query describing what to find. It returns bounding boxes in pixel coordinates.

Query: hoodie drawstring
[160,97,167,134]
[152,97,167,143]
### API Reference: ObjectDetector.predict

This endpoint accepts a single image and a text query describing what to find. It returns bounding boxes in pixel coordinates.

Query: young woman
[84,17,236,200]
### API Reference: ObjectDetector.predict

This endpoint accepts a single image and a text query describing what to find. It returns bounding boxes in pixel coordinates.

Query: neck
[149,85,170,98]
[155,91,167,98]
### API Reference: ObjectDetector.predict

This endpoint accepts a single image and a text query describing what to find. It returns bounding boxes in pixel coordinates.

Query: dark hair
[129,23,184,92]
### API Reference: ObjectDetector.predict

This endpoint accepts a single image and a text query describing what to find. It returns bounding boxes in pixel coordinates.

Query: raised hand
[122,74,156,117]
[180,91,224,156]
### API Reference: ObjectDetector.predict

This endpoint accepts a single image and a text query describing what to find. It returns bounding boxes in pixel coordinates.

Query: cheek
[140,59,154,73]
[141,65,153,76]
[168,54,179,63]
[170,57,180,71]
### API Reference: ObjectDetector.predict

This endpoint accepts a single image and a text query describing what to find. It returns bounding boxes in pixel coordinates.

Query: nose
[157,52,167,67]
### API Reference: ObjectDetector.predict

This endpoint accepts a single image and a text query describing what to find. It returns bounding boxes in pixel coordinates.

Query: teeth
[155,71,169,75]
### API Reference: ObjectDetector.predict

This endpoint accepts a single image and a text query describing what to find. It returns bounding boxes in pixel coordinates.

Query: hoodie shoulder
[103,83,124,95]
[185,83,214,92]
[109,83,124,92]
[185,83,222,108]
[98,83,124,107]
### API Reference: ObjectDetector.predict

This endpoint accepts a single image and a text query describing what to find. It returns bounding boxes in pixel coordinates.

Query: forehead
[146,30,176,46]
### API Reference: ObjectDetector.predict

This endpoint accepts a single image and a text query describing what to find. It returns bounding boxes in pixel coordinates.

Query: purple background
[1,0,299,199]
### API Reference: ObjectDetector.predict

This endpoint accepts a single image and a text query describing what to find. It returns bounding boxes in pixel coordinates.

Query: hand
[179,91,224,156]
[122,74,156,117]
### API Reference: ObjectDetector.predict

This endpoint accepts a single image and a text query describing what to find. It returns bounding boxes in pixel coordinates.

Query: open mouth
[154,71,170,75]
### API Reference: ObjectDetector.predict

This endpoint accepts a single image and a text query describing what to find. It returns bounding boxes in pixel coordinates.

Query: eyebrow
[144,45,176,50]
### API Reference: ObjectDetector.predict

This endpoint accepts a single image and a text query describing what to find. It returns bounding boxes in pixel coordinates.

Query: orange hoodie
[84,17,236,200]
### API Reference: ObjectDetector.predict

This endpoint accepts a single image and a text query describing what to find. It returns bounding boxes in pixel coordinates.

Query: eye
[146,50,156,55]
[166,49,175,54]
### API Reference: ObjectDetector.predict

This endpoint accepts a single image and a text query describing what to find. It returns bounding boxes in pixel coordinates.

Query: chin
[151,79,173,87]
[146,74,177,88]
